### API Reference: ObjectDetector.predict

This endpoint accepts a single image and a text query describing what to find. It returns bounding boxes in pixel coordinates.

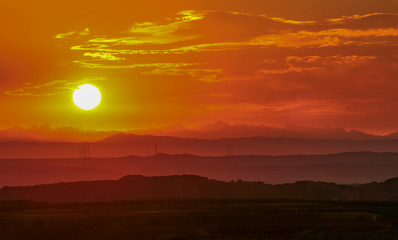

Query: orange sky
[1,0,398,134]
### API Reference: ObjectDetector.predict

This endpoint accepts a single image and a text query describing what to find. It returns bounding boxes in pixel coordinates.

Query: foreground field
[0,200,397,239]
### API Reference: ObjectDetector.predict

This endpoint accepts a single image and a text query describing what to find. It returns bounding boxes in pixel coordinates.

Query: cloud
[66,11,398,72]
[71,42,252,55]
[202,99,353,115]
[285,55,377,64]
[83,52,125,61]
[67,10,318,58]
[73,59,222,82]
[141,67,226,82]
[251,28,398,48]
[54,10,398,120]
[55,31,76,39]
[72,61,200,69]
[55,28,90,39]
[325,13,398,29]
[257,55,377,75]
[4,78,103,97]
[87,10,205,45]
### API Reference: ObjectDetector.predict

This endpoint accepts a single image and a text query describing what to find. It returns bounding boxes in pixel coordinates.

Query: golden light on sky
[73,84,101,110]
[1,0,398,135]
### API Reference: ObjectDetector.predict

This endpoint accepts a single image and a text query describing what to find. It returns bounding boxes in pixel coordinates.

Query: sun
[73,84,101,110]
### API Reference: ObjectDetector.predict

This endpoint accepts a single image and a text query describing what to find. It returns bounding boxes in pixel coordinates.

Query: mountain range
[3,121,398,142]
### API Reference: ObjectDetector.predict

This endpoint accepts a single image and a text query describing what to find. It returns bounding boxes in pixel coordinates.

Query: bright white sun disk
[73,84,101,110]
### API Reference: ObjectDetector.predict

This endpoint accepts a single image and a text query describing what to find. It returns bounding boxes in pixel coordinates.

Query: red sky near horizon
[1,0,398,135]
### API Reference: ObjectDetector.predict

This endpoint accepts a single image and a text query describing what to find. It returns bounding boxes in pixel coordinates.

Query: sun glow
[73,84,101,110]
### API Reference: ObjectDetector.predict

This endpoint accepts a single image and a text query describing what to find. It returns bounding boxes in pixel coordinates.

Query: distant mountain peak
[213,120,229,127]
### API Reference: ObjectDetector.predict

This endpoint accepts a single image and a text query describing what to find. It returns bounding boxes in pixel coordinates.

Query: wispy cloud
[72,60,222,82]
[142,67,226,82]
[203,99,360,115]
[87,10,204,45]
[252,28,398,48]
[4,78,103,96]
[285,55,377,65]
[55,28,90,39]
[83,52,125,61]
[72,61,200,69]
[54,10,398,111]
[66,11,398,66]
[325,13,398,25]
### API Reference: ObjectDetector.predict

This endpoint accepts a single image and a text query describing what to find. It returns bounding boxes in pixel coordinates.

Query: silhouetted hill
[1,175,398,202]
[1,151,398,187]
